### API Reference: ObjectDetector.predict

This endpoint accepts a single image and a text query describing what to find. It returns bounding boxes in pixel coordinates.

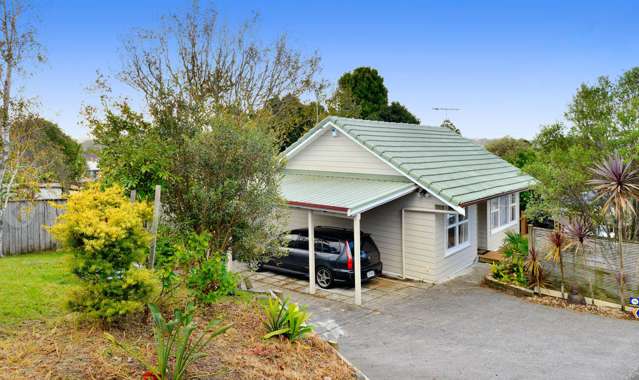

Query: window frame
[446,211,471,256]
[490,193,519,233]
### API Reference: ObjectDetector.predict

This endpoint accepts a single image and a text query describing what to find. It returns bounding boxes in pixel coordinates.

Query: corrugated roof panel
[281,171,417,216]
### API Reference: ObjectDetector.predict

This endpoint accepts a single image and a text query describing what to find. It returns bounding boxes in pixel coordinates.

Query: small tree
[0,0,44,256]
[524,247,543,294]
[545,228,567,299]
[167,115,286,263]
[49,184,159,321]
[589,154,639,311]
[564,217,594,304]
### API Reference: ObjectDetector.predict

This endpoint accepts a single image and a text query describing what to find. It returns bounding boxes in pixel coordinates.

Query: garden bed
[484,274,636,321]
[0,299,355,379]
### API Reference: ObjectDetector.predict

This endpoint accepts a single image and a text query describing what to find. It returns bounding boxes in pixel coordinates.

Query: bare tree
[118,1,322,125]
[0,0,42,256]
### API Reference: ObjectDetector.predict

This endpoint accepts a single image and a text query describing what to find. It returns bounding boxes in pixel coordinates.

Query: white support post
[308,210,316,294]
[354,213,362,305]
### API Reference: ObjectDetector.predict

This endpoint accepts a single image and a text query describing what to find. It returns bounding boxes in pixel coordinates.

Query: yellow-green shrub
[49,184,159,321]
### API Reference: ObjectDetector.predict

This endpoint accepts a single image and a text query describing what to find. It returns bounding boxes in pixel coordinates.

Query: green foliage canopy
[331,66,420,124]
[523,67,639,234]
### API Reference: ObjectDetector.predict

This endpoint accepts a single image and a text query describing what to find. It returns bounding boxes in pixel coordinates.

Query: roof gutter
[287,201,348,214]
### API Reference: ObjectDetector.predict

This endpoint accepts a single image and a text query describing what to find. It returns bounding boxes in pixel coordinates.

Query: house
[280,116,535,304]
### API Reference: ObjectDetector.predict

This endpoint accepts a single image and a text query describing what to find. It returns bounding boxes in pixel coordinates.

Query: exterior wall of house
[283,127,482,284]
[482,193,520,251]
[286,128,399,176]
[361,192,440,281]
[433,204,478,281]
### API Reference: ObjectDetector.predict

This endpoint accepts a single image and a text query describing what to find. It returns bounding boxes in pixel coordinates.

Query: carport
[281,171,418,305]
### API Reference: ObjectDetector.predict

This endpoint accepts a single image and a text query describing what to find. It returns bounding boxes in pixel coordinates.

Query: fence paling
[1,199,65,255]
[532,226,639,304]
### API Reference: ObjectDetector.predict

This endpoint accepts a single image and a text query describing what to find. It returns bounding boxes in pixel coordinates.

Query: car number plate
[366,270,375,278]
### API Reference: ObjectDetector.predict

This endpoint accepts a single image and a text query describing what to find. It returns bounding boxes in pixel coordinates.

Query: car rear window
[315,239,344,254]
[348,239,379,255]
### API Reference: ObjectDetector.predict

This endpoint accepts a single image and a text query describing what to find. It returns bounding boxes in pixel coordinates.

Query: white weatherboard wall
[285,193,478,283]
[434,204,478,281]
[483,194,520,251]
[361,192,439,281]
[286,128,399,176]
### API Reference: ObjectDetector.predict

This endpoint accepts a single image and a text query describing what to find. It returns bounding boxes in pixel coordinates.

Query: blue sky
[22,0,639,141]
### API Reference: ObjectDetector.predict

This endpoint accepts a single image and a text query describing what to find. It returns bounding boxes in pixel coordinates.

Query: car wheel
[316,267,333,289]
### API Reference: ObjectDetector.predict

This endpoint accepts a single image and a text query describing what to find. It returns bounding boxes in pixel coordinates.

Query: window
[286,234,300,249]
[315,239,343,254]
[490,198,499,229]
[447,211,469,252]
[490,193,518,230]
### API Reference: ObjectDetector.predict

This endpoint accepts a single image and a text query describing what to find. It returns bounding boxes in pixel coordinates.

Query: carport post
[308,210,316,294]
[354,213,362,305]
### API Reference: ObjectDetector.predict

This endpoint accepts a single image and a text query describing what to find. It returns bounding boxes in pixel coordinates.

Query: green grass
[0,251,77,325]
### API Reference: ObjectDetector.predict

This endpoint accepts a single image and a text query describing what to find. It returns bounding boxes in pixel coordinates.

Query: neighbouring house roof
[281,170,417,216]
[284,116,536,213]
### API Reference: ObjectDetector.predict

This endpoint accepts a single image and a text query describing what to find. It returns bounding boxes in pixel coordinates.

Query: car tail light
[345,241,353,270]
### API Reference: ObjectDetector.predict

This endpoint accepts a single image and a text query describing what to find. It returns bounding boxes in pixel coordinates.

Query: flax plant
[564,217,594,304]
[545,228,567,299]
[589,154,639,311]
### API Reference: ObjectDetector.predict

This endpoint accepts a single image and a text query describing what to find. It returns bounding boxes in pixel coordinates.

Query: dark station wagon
[258,226,383,288]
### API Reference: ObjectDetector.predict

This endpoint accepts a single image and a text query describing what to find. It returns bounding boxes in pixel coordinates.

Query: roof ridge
[329,115,442,129]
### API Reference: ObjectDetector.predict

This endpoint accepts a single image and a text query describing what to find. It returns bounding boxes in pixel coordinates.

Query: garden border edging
[484,274,628,311]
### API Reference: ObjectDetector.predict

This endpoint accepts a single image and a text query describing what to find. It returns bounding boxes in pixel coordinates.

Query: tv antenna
[432,107,460,120]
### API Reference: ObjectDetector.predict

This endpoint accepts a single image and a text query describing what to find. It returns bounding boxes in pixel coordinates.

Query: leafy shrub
[491,232,530,287]
[187,255,237,303]
[159,231,237,304]
[105,303,232,380]
[49,184,159,321]
[262,296,313,342]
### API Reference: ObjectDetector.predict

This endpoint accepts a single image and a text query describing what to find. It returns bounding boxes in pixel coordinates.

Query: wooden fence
[531,226,639,304]
[1,199,66,255]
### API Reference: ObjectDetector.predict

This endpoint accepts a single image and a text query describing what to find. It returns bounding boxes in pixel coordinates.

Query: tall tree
[333,67,388,120]
[524,67,639,235]
[331,66,419,124]
[265,94,326,151]
[117,1,323,127]
[484,136,535,168]
[379,101,420,124]
[0,0,43,256]
[12,117,86,184]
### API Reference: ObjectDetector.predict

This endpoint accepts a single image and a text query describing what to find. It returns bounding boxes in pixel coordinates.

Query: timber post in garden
[149,185,161,268]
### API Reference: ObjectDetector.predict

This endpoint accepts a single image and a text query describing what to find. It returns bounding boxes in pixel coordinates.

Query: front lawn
[0,252,355,379]
[0,251,77,325]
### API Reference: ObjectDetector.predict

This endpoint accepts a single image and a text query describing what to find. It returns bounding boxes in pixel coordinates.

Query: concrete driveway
[246,264,639,380]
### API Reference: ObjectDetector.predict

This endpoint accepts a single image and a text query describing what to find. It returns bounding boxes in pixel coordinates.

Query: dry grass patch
[0,299,355,380]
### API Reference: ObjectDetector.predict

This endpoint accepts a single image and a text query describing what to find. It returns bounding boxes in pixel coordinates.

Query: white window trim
[445,212,470,256]
[490,193,519,234]
[446,241,471,257]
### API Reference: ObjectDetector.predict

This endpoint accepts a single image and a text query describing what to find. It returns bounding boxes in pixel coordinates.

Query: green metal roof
[285,116,536,211]
[281,170,417,216]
